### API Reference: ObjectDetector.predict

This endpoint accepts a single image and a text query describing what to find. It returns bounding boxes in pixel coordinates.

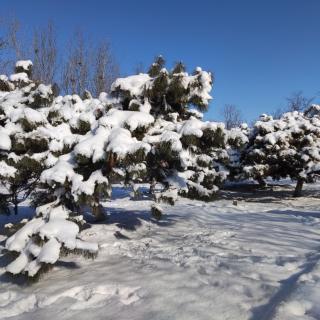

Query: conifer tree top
[110,57,213,119]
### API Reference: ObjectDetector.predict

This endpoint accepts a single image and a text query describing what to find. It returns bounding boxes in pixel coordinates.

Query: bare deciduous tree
[1,17,120,96]
[0,17,24,73]
[61,31,91,95]
[32,21,57,84]
[92,41,119,96]
[222,104,242,129]
[272,107,284,119]
[273,91,314,119]
[62,32,119,96]
[286,91,313,112]
[7,18,23,59]
[0,19,8,72]
[134,62,145,74]
[0,17,7,51]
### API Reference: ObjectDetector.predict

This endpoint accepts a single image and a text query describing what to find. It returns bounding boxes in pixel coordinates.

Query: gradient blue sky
[2,0,320,122]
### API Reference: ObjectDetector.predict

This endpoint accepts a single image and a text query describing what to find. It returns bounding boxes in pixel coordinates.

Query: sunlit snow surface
[1,183,320,320]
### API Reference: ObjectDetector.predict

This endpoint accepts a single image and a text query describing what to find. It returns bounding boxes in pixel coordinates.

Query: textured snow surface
[0,183,320,319]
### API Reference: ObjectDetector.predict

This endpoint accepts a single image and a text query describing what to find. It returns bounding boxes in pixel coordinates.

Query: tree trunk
[293,178,304,197]
[13,194,18,215]
[14,203,18,215]
[92,191,105,221]
[106,153,117,175]
[149,178,156,195]
[92,204,105,221]
[257,176,267,188]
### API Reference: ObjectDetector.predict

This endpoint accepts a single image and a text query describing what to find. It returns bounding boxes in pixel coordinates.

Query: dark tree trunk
[106,153,117,175]
[149,178,156,195]
[92,204,105,221]
[293,178,304,197]
[257,176,267,188]
[14,203,18,215]
[13,193,18,215]
[92,191,105,221]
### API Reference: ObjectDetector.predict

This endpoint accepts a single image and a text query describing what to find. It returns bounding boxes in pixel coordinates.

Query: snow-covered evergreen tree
[111,57,231,202]
[241,111,320,196]
[226,123,250,180]
[111,56,212,120]
[1,62,101,277]
[42,107,153,220]
[0,61,53,214]
[1,58,233,278]
[144,116,229,202]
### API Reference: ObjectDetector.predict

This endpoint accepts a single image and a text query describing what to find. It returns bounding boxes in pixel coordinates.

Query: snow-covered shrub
[304,104,320,118]
[241,111,320,196]
[5,201,98,278]
[0,75,15,92]
[10,60,33,88]
[141,107,230,201]
[226,123,250,180]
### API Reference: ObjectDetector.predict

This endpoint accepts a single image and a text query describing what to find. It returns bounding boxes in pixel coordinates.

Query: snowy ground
[0,182,320,320]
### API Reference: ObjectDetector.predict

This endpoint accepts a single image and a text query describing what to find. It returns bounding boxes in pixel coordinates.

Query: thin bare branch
[32,21,57,84]
[222,104,242,129]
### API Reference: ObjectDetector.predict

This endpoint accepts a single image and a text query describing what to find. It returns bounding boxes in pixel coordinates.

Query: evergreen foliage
[111,56,213,119]
[1,57,319,280]
[241,111,320,196]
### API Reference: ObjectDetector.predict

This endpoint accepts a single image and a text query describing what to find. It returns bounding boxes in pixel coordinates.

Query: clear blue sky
[2,0,320,122]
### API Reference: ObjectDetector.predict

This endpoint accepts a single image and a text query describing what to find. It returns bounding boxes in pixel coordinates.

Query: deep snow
[0,182,320,320]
